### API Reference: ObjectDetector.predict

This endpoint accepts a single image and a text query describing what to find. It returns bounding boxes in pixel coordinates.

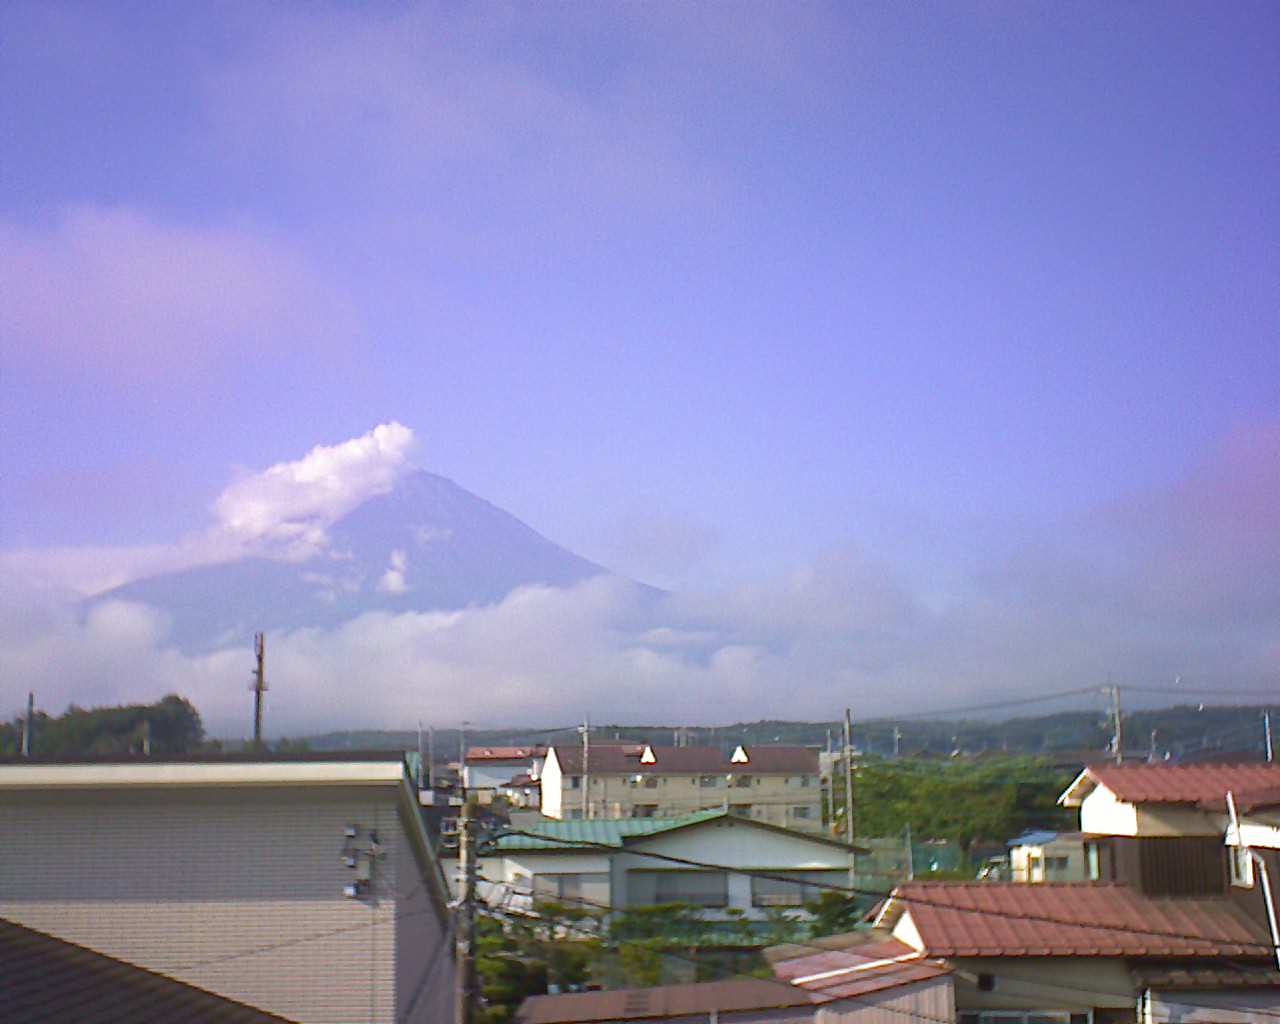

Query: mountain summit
[91,471,613,651]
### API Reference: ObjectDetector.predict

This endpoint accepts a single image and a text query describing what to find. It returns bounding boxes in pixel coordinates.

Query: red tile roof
[773,938,952,999]
[518,978,820,1023]
[0,917,295,1022]
[1071,763,1280,806]
[882,882,1271,958]
[1214,783,1280,814]
[550,744,818,775]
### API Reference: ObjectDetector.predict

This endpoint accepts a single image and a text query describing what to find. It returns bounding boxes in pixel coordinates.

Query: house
[1007,831,1088,883]
[0,752,455,1024]
[540,743,823,832]
[1059,762,1280,898]
[464,745,547,805]
[874,880,1278,1020]
[469,809,859,926]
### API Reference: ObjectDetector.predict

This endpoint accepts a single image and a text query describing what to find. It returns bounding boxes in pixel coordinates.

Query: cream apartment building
[540,743,823,833]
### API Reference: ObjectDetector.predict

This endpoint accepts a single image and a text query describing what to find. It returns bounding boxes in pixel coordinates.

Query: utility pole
[454,800,477,1024]
[1148,729,1158,763]
[459,723,468,803]
[1266,712,1274,764]
[581,717,591,820]
[905,823,914,881]
[417,721,425,790]
[251,633,267,751]
[843,707,856,886]
[893,726,902,758]
[428,726,435,788]
[21,692,34,758]
[1108,685,1123,764]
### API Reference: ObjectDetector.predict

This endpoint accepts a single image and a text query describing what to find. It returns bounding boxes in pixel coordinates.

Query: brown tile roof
[1212,783,1280,814]
[883,882,1272,958]
[0,917,295,1022]
[1073,763,1280,806]
[772,938,952,999]
[550,744,818,775]
[517,978,820,1024]
[1133,965,1280,990]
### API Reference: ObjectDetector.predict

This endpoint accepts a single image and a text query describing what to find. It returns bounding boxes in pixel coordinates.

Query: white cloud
[378,550,409,594]
[0,423,419,597]
[213,422,417,550]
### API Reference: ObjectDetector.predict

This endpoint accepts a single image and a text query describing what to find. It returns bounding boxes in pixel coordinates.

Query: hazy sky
[2,3,1277,733]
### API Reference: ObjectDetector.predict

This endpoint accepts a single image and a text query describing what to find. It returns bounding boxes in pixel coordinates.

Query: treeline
[841,755,1075,855]
[0,695,206,757]
[307,702,1277,762]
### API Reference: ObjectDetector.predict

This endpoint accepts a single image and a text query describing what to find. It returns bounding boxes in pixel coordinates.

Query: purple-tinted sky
[1,2,1277,733]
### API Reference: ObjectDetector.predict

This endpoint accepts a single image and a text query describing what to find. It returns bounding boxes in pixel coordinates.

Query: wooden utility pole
[581,718,591,820]
[843,708,856,887]
[21,692,33,758]
[252,633,267,750]
[1266,712,1274,764]
[454,800,477,1024]
[1108,686,1123,764]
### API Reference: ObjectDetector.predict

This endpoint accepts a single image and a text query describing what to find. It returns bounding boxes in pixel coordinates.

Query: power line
[862,686,1103,723]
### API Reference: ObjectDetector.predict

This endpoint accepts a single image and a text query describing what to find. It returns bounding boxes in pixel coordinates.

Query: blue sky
[1,3,1277,732]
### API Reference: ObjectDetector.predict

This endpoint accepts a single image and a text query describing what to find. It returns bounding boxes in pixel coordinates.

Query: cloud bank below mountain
[1,422,1276,736]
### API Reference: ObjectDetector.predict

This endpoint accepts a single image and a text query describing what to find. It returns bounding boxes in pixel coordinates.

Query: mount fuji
[89,471,626,652]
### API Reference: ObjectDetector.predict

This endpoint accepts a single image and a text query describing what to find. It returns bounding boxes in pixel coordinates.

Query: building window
[699,775,724,788]
[534,873,610,906]
[1086,843,1100,881]
[628,870,729,908]
[960,1014,1089,1024]
[733,774,753,789]
[791,805,812,819]
[567,776,581,789]
[751,871,843,907]
[633,804,658,818]
[1230,845,1255,888]
[730,804,752,817]
[644,776,659,789]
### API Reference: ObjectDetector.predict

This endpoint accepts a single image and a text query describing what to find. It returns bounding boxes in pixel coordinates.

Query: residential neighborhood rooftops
[1060,762,1280,807]
[549,743,818,775]
[876,882,1272,958]
[0,916,296,1023]
[517,977,820,1023]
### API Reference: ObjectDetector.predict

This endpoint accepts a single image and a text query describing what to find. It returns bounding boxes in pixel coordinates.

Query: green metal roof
[490,809,726,851]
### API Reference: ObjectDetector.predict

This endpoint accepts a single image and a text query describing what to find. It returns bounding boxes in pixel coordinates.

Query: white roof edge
[1058,766,1098,807]
[0,761,408,789]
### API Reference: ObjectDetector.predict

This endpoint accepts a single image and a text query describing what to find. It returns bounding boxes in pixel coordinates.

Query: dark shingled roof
[0,917,296,1022]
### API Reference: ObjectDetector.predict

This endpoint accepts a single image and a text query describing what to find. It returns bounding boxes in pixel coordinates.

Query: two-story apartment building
[540,743,822,832]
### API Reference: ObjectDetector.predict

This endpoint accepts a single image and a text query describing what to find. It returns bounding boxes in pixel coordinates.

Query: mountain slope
[91,471,613,650]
